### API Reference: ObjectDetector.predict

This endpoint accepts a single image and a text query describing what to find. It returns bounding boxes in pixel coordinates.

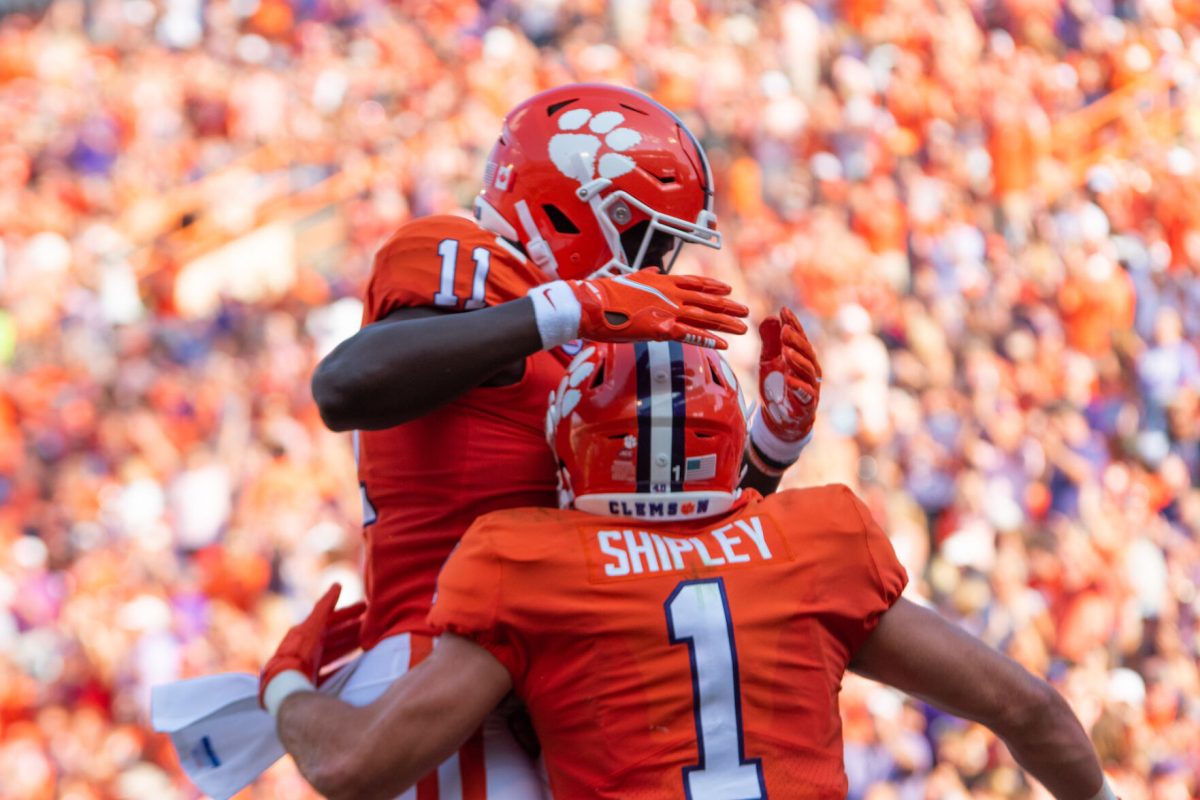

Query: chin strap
[513,200,559,277]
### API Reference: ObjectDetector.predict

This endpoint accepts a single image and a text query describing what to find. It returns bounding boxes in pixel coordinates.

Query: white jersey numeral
[360,483,377,526]
[665,579,766,799]
[353,431,377,526]
[435,238,491,309]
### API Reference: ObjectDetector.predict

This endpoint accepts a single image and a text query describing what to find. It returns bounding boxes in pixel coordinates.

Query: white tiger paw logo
[548,109,642,184]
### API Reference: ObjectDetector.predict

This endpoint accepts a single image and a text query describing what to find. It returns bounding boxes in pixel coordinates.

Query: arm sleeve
[821,486,908,658]
[427,517,528,681]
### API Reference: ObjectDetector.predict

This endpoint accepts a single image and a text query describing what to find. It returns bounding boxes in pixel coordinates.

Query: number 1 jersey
[428,485,908,799]
[356,214,566,648]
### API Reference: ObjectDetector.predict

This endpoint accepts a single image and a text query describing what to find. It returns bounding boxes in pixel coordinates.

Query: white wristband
[749,409,812,466]
[263,669,315,719]
[1087,780,1118,800]
[527,280,582,349]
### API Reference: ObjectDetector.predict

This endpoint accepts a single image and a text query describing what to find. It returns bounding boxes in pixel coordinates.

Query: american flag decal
[685,454,717,480]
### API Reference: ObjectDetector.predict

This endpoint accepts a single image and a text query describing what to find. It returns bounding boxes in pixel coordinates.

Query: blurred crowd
[1,0,1199,797]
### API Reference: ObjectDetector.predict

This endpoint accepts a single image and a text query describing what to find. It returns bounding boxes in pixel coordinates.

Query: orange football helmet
[546,341,749,520]
[475,83,721,280]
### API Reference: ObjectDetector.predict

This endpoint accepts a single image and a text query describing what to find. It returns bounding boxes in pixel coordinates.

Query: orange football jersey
[428,485,908,799]
[356,214,569,648]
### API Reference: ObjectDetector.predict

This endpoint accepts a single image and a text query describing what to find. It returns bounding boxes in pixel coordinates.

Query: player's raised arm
[850,598,1114,800]
[312,301,543,431]
[313,84,747,432]
[741,306,821,494]
[313,271,747,430]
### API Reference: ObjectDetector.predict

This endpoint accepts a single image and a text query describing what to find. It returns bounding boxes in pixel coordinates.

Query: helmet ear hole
[543,205,580,234]
[708,359,726,388]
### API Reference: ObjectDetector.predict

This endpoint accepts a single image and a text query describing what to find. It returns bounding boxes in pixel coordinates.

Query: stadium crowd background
[1,0,1199,797]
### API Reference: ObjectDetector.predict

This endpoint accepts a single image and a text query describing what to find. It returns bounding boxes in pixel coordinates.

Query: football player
[265,341,1115,800]
[295,84,820,795]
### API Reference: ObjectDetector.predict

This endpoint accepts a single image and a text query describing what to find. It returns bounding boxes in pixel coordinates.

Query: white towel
[151,673,284,800]
[150,637,390,800]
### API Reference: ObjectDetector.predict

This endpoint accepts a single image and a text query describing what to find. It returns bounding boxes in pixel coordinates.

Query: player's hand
[259,584,343,712]
[573,271,750,349]
[317,599,366,685]
[527,271,749,350]
[757,307,821,443]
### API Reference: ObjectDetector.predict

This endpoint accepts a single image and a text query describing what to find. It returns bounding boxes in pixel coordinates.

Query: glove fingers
[782,347,819,384]
[679,291,750,318]
[783,371,817,394]
[320,633,361,667]
[757,315,783,361]
[678,308,749,335]
[322,628,358,656]
[783,376,816,405]
[781,323,821,379]
[665,274,734,295]
[325,601,366,628]
[667,322,727,350]
[309,583,343,629]
[322,615,362,643]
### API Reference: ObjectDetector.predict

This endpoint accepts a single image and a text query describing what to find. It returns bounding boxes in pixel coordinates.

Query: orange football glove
[317,600,366,685]
[528,271,749,350]
[259,584,344,715]
[749,307,821,471]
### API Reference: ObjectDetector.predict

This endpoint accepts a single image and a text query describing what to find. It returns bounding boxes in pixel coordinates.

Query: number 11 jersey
[356,214,566,649]
[428,485,908,799]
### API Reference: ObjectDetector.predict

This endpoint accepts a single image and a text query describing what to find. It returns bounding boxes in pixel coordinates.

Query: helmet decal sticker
[548,109,642,184]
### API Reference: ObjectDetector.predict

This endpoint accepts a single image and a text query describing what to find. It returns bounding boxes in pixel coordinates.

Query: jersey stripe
[409,635,441,800]
[459,729,487,800]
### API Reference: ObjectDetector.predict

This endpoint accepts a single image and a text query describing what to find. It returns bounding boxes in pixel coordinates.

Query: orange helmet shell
[476,84,720,280]
[546,341,748,520]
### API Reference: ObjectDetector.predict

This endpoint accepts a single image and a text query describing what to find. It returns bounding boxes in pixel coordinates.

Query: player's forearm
[276,692,379,800]
[738,457,783,495]
[992,684,1107,800]
[312,299,544,431]
[852,600,1106,800]
[276,691,446,800]
[276,639,510,800]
